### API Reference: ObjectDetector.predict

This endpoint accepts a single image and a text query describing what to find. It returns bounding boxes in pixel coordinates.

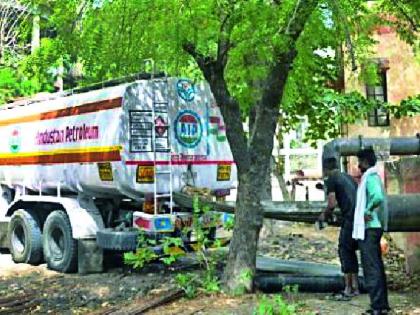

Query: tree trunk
[249,105,271,201]
[31,15,40,54]
[183,0,319,294]
[222,173,264,293]
[272,157,291,201]
[261,165,272,201]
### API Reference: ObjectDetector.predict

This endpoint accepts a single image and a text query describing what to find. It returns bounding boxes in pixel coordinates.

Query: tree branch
[182,42,213,70]
[285,0,302,35]
[217,13,232,68]
[331,0,357,71]
[248,0,319,169]
[182,41,250,173]
[0,1,30,61]
[71,0,89,32]
[390,0,418,32]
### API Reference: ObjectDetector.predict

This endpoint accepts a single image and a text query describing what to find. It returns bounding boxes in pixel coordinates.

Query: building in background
[343,17,420,274]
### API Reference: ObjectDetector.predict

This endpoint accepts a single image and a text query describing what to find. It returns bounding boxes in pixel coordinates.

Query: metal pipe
[255,274,349,293]
[387,194,420,232]
[262,194,420,232]
[321,136,420,231]
[174,192,420,232]
[322,136,420,163]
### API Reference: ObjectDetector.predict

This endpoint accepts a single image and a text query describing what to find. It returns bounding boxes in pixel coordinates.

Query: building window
[366,67,390,127]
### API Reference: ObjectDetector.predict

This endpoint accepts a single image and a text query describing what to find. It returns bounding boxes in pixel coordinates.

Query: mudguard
[5,195,104,239]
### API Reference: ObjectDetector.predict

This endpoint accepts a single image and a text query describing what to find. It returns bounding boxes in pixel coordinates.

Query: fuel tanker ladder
[0,74,237,273]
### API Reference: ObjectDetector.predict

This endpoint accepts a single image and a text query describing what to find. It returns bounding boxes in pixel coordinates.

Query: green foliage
[123,231,158,269]
[161,237,184,265]
[360,61,382,86]
[173,195,226,296]
[304,90,374,144]
[253,286,313,315]
[231,268,253,296]
[175,273,198,299]
[375,0,419,47]
[387,94,420,119]
[283,284,299,294]
[175,267,221,299]
[19,0,417,139]
[201,267,221,293]
[19,38,65,92]
[223,214,235,231]
[0,68,39,104]
[124,230,186,269]
[124,196,228,297]
[123,247,157,270]
[254,295,298,315]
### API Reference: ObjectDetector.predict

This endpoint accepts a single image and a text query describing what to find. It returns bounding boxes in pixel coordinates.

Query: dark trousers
[338,221,359,273]
[358,228,390,311]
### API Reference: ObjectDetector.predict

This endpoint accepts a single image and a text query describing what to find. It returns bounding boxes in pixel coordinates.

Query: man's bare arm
[319,192,337,221]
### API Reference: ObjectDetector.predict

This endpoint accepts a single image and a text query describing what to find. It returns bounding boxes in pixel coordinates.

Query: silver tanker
[0,76,237,273]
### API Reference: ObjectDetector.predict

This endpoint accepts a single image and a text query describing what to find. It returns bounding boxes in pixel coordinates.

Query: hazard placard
[136,166,154,183]
[98,162,113,181]
[217,164,231,181]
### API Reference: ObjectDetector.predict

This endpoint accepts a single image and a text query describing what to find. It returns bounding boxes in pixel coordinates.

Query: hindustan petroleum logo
[176,79,195,102]
[174,110,202,148]
[9,128,21,153]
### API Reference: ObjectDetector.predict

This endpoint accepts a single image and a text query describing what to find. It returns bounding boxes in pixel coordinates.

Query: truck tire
[8,209,43,265]
[43,210,77,273]
[96,228,138,251]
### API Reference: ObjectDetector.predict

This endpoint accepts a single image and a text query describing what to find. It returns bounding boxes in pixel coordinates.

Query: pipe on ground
[255,256,367,293]
[257,256,344,277]
[255,273,366,293]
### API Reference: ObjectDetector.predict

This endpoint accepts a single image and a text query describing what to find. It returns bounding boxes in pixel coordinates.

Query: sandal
[332,292,352,301]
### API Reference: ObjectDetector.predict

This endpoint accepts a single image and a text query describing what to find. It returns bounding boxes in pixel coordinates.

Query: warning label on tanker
[136,166,154,183]
[129,110,169,153]
[217,164,231,181]
[97,162,113,181]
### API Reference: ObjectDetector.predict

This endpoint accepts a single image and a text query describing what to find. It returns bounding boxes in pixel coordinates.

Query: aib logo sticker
[176,79,195,102]
[175,110,202,148]
[9,129,21,153]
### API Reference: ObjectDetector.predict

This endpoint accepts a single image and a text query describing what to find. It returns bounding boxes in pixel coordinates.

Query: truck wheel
[96,228,139,251]
[8,209,43,265]
[43,211,77,273]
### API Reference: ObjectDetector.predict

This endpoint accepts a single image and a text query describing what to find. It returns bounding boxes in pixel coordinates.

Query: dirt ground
[0,223,419,314]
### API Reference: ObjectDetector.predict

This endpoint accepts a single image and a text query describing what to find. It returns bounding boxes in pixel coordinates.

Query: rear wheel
[43,211,77,273]
[8,209,43,264]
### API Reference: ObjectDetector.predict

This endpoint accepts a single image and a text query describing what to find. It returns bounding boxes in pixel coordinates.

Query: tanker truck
[0,74,237,273]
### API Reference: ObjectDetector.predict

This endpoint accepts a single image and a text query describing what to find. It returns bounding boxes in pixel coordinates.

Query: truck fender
[60,196,104,239]
[5,195,104,239]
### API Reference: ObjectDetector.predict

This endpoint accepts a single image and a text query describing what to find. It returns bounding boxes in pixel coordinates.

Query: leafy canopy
[1,0,418,140]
